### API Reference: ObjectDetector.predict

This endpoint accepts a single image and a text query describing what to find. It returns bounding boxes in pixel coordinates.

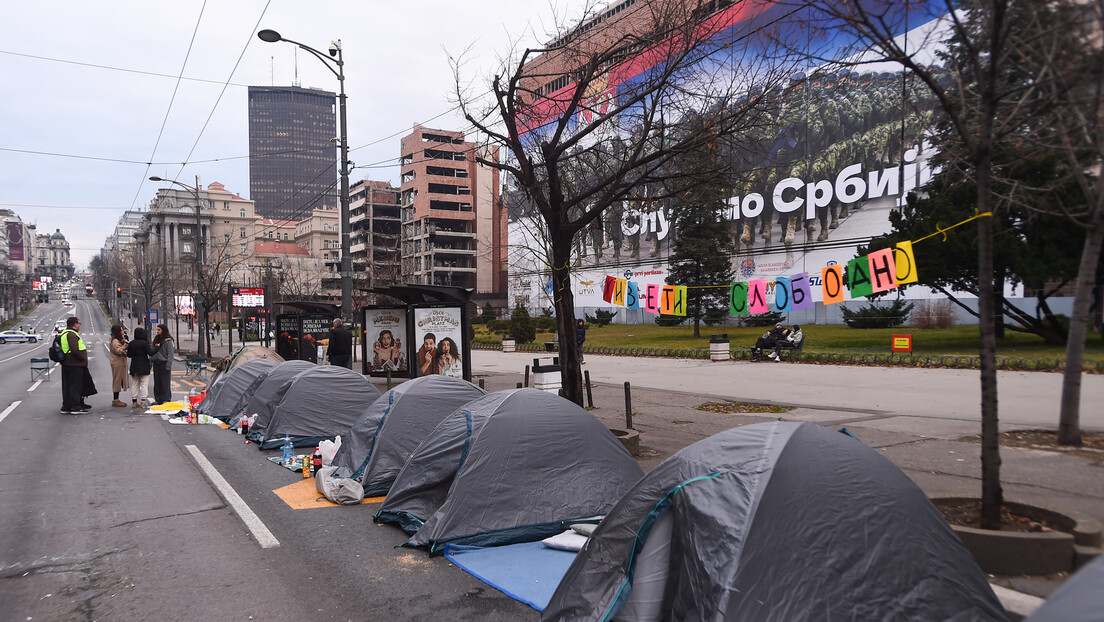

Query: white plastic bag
[315,465,363,505]
[318,435,341,466]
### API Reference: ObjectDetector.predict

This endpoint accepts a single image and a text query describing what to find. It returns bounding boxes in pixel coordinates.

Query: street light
[258,28,352,323]
[149,175,206,359]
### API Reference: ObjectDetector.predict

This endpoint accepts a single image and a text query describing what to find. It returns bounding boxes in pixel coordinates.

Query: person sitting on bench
[753,324,789,362]
[769,325,804,361]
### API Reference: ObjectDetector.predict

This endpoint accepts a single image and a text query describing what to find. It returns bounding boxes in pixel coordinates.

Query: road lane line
[0,401,21,425]
[28,380,43,392]
[184,445,280,549]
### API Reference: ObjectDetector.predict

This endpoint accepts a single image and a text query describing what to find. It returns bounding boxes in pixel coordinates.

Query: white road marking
[0,401,21,425]
[185,445,280,549]
[28,380,43,392]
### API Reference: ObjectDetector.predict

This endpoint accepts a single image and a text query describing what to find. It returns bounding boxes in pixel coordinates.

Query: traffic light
[116,287,122,298]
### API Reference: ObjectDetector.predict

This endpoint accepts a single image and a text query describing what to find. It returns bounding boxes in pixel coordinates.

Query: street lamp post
[258,28,352,323]
[149,175,206,359]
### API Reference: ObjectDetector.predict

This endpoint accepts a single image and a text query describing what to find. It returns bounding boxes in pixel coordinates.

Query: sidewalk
[469,349,1104,603]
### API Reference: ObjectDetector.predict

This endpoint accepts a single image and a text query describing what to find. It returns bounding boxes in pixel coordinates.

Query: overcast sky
[1,0,592,269]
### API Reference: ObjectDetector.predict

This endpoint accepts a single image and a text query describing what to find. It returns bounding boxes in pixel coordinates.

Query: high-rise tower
[248,85,338,220]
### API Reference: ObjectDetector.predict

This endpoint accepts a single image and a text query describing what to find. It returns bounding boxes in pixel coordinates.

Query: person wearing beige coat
[109,325,130,407]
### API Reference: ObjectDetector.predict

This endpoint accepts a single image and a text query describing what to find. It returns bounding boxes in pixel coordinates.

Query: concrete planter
[932,497,1102,576]
[610,428,640,456]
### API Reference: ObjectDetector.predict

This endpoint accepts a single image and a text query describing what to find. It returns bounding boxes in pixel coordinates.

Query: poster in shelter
[412,307,463,378]
[299,314,332,363]
[276,314,299,361]
[363,307,408,376]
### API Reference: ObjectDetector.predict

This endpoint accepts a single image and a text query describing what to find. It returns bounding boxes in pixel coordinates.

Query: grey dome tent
[1026,553,1104,622]
[543,421,1009,622]
[196,358,278,420]
[227,360,315,429]
[375,388,643,555]
[251,365,381,450]
[330,375,486,497]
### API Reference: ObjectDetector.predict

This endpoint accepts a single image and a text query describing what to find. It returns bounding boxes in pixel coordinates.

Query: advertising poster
[412,307,464,379]
[276,314,299,361]
[299,314,332,363]
[363,307,409,376]
[7,222,24,262]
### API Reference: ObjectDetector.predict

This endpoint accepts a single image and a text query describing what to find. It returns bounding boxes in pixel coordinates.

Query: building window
[224,234,230,243]
[283,233,289,240]
[240,227,246,238]
[223,202,230,210]
[240,209,246,218]
[182,242,193,254]
[240,244,247,255]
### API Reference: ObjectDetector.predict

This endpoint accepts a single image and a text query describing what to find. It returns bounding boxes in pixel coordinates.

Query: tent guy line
[185,444,280,549]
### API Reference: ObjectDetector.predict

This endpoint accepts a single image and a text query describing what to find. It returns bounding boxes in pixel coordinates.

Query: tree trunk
[1057,210,1104,446]
[551,235,584,406]
[976,166,1003,530]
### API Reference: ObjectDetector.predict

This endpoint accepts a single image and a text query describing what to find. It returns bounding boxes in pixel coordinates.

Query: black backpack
[49,332,66,363]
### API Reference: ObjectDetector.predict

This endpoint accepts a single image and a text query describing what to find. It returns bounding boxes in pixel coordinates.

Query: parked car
[0,330,42,344]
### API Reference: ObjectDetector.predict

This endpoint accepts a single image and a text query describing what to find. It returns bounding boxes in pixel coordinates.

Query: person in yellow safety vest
[59,316,92,414]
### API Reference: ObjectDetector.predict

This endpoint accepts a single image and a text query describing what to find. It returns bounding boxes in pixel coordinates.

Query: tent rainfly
[543,421,1009,622]
[227,360,315,429]
[249,365,381,450]
[208,344,284,386]
[330,375,486,497]
[196,358,278,420]
[375,388,643,555]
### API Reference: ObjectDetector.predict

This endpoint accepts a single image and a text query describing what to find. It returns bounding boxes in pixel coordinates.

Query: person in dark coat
[753,323,790,362]
[327,318,353,369]
[126,327,155,408]
[59,316,90,414]
[150,324,175,404]
[576,319,587,364]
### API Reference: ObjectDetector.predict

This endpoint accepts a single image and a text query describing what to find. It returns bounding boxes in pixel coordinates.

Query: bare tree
[196,236,253,356]
[454,0,801,404]
[792,0,1075,527]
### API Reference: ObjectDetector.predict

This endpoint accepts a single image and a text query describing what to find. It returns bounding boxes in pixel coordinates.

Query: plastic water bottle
[282,435,294,467]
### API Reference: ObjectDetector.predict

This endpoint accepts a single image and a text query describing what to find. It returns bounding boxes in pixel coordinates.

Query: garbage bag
[318,435,342,466]
[315,465,363,505]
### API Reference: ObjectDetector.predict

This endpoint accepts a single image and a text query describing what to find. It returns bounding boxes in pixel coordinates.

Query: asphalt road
[0,300,535,622]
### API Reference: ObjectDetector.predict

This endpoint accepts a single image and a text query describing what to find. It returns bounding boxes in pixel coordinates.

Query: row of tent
[196,347,1094,621]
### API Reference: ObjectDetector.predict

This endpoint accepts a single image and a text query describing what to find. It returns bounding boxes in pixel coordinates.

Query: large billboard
[507,1,962,313]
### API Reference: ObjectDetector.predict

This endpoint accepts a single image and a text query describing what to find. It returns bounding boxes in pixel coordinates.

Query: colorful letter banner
[613,279,627,306]
[730,282,749,316]
[867,248,898,292]
[791,272,813,311]
[626,281,640,309]
[602,276,616,303]
[748,280,768,314]
[774,276,792,312]
[846,256,874,299]
[644,284,661,313]
[822,265,845,304]
[894,241,919,285]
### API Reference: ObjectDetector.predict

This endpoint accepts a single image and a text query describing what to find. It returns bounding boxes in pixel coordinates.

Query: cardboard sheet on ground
[443,542,578,612]
[272,477,384,509]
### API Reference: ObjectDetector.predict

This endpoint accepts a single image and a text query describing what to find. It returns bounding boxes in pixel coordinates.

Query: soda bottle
[311,446,322,474]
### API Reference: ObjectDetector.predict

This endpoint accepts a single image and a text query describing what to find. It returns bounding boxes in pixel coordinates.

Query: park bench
[775,334,806,360]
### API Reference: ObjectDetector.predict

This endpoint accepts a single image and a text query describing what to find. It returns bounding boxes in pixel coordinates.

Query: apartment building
[399,125,505,296]
[349,179,402,288]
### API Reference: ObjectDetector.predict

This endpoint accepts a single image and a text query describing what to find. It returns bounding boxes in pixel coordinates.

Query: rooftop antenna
[293,47,300,87]
[270,56,274,86]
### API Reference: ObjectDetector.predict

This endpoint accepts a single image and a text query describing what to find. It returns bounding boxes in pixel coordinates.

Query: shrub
[910,299,957,329]
[585,309,618,326]
[842,299,914,329]
[654,314,686,326]
[486,319,511,334]
[533,316,556,332]
[480,302,496,323]
[509,303,537,344]
[741,311,785,327]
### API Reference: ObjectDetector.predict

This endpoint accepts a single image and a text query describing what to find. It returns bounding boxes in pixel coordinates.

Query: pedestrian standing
[576,318,587,365]
[127,327,155,408]
[58,317,90,414]
[150,324,175,405]
[108,325,130,407]
[326,318,353,369]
